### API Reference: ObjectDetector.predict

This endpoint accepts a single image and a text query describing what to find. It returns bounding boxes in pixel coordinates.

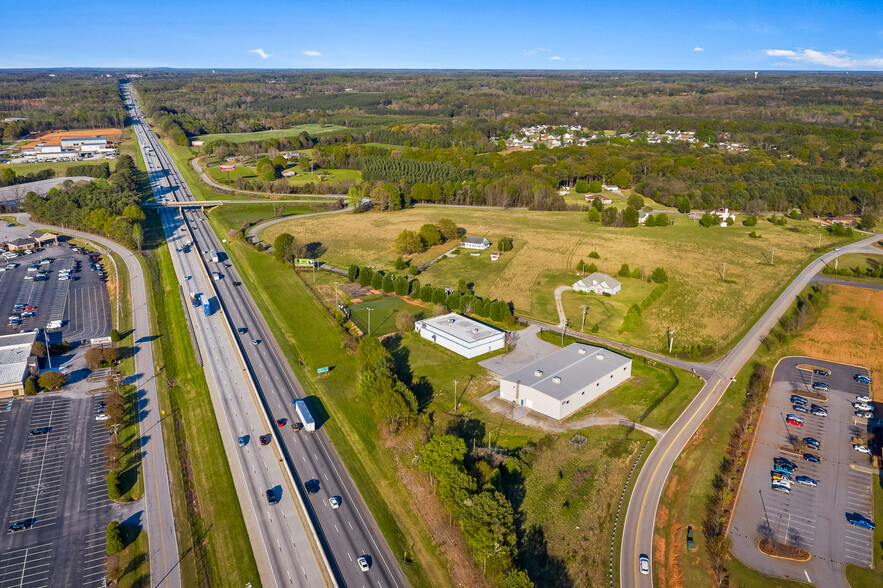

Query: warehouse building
[0,331,37,398]
[499,343,631,420]
[61,137,107,149]
[415,313,505,358]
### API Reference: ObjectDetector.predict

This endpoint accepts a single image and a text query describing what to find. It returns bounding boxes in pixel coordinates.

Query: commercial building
[415,313,505,358]
[499,343,631,420]
[61,137,107,149]
[0,331,38,398]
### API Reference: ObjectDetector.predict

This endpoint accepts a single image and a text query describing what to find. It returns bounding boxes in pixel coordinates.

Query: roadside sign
[317,367,329,375]
[294,259,315,268]
[191,140,205,146]
[90,336,113,346]
[219,165,236,171]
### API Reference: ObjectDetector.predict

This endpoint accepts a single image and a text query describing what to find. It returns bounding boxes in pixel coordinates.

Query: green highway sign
[317,367,329,374]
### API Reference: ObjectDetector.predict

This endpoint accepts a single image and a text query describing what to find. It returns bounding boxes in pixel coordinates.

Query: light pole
[366,307,373,336]
[667,327,676,354]
[580,304,589,332]
[560,319,570,346]
[333,281,339,308]
[453,379,459,412]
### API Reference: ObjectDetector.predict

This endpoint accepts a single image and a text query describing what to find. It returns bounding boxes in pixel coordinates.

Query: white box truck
[293,399,315,432]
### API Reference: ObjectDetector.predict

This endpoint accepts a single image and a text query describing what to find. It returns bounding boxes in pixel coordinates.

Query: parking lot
[729,357,876,586]
[0,225,111,342]
[0,393,119,587]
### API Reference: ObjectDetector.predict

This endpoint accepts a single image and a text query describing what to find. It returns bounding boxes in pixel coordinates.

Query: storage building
[499,343,631,420]
[415,313,505,358]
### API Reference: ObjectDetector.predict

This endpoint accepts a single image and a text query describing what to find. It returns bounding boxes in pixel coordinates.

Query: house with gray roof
[499,343,631,420]
[572,272,622,295]
[461,236,491,250]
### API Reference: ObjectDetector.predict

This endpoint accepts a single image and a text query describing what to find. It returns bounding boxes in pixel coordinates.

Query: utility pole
[667,327,676,353]
[835,257,839,270]
[758,489,773,541]
[44,330,52,369]
[771,246,775,266]
[580,304,589,332]
[560,319,570,346]
[333,281,339,308]
[722,262,726,282]
[366,307,373,336]
[817,234,822,249]
[453,379,459,412]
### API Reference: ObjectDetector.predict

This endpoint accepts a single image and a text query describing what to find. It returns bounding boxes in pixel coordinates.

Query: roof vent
[597,353,604,360]
[473,327,480,333]
[578,347,587,355]
[449,318,455,324]
[553,376,562,384]
[534,370,543,377]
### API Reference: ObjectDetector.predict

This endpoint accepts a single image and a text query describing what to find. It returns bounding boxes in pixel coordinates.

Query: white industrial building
[415,313,505,358]
[499,343,632,420]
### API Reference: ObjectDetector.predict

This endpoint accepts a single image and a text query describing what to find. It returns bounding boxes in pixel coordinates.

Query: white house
[709,208,736,223]
[572,272,622,295]
[585,194,613,205]
[415,313,505,358]
[499,343,632,420]
[461,236,491,250]
[638,210,652,225]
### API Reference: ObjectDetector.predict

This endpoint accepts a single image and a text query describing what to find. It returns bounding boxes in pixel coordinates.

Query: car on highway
[28,427,51,436]
[792,404,809,413]
[813,368,831,376]
[803,453,821,463]
[853,402,873,411]
[856,395,871,403]
[790,395,808,406]
[251,339,260,345]
[266,489,279,505]
[804,438,821,450]
[811,406,827,417]
[305,479,320,494]
[95,414,110,421]
[329,496,340,509]
[276,419,286,427]
[796,476,818,487]
[846,513,875,529]
[358,556,370,572]
[854,444,871,454]
[786,415,803,426]
[259,434,270,446]
[855,411,874,419]
[811,381,828,391]
[854,374,872,384]
[7,519,34,533]
[236,327,247,334]
[238,436,247,447]
[290,421,303,432]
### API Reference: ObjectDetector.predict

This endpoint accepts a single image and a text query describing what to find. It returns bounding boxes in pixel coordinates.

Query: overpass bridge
[143,198,344,208]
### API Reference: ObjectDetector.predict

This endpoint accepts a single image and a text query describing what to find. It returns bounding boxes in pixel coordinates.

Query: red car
[25,306,36,310]
[276,418,287,427]
[786,416,804,427]
[259,434,271,445]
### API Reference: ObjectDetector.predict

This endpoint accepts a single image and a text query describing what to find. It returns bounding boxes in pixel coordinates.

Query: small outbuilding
[415,313,505,358]
[499,343,631,420]
[461,236,491,250]
[572,272,622,295]
[0,331,38,398]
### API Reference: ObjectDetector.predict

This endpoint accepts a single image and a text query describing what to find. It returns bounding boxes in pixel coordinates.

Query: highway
[619,235,883,587]
[123,83,408,588]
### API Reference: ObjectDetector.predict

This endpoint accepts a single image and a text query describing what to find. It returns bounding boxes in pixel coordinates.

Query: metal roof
[501,343,630,401]
[418,313,503,345]
[0,331,37,386]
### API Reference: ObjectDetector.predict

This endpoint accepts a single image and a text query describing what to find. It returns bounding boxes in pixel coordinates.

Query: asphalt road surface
[729,358,875,588]
[620,233,883,588]
[125,83,408,587]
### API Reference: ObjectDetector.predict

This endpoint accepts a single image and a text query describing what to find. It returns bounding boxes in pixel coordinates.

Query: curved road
[620,234,883,588]
[13,214,181,588]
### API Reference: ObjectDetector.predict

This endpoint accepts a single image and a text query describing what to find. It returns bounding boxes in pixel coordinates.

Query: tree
[381,273,395,293]
[273,233,296,264]
[394,275,409,296]
[24,377,38,396]
[358,267,373,287]
[436,218,459,241]
[371,272,384,290]
[396,311,415,332]
[394,230,424,254]
[38,371,65,390]
[858,214,877,230]
[256,157,273,172]
[103,438,124,472]
[622,205,639,227]
[106,471,121,501]
[85,347,104,369]
[110,328,121,342]
[460,490,517,568]
[587,207,600,222]
[347,264,359,282]
[651,267,669,283]
[589,251,600,259]
[631,267,642,279]
[106,521,124,555]
[574,179,589,193]
[655,212,669,226]
[700,213,720,227]
[588,180,603,192]
[497,237,513,252]
[263,168,277,182]
[743,215,758,226]
[419,224,443,247]
[586,262,598,274]
[272,155,286,168]
[102,347,121,364]
[627,193,644,209]
[31,341,46,358]
[618,263,631,277]
[432,288,447,305]
[612,168,632,189]
[601,207,619,226]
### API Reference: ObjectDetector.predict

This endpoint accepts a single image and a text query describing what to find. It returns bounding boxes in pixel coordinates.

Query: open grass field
[263,207,847,354]
[417,240,525,299]
[832,252,883,273]
[0,159,84,175]
[17,127,122,149]
[208,203,318,234]
[784,284,883,396]
[115,525,150,588]
[561,278,657,336]
[206,160,361,187]
[349,296,429,337]
[196,124,347,144]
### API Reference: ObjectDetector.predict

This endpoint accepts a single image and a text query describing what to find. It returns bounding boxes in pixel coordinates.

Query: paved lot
[478,324,556,376]
[729,357,876,588]
[0,392,123,587]
[0,228,110,342]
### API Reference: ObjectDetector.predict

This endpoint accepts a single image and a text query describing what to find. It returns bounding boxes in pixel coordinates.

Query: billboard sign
[317,367,329,375]
[191,140,205,146]
[293,259,314,267]
[219,165,236,171]
[90,336,113,346]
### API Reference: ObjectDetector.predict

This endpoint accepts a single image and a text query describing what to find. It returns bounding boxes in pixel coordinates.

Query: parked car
[786,415,803,426]
[774,457,797,469]
[29,427,51,436]
[855,411,874,419]
[771,484,791,494]
[771,472,793,483]
[854,444,872,454]
[853,402,873,411]
[792,404,809,413]
[796,476,818,487]
[846,513,875,529]
[791,395,808,406]
[811,407,827,417]
[95,414,110,421]
[856,395,872,403]
[803,453,821,463]
[854,374,872,384]
[811,382,829,391]
[804,438,821,450]
[7,519,34,533]
[813,368,831,376]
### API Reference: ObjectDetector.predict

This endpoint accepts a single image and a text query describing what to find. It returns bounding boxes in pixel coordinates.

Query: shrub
[588,180,602,192]
[102,347,121,364]
[408,265,418,275]
[631,267,641,279]
[497,237,513,252]
[110,329,121,342]
[381,273,395,293]
[574,179,589,193]
[651,267,668,284]
[590,323,599,333]
[858,214,877,230]
[347,264,359,282]
[396,312,416,332]
[618,263,631,277]
[107,471,121,500]
[743,215,758,226]
[619,304,642,333]
[106,521,124,555]
[586,262,598,274]
[587,207,600,222]
[655,213,669,226]
[748,231,761,239]
[371,272,383,290]
[394,275,409,296]
[85,347,103,369]
[588,251,600,259]
[24,377,38,396]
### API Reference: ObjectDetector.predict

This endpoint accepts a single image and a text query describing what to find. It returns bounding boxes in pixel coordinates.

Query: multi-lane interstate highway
[123,83,408,588]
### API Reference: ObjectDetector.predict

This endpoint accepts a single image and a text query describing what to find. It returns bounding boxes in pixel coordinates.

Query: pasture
[262,207,848,353]
[205,160,361,187]
[196,124,347,144]
[349,296,429,337]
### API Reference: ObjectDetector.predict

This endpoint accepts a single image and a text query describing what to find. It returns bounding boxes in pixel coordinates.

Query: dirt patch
[18,128,123,149]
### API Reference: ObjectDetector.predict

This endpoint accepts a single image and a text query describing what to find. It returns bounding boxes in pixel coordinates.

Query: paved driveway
[478,324,557,376]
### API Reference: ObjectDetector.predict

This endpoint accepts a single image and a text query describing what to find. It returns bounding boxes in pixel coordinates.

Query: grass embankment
[0,159,86,176]
[262,207,851,356]
[205,156,361,188]
[210,203,318,234]
[114,525,150,588]
[196,124,347,143]
[537,330,703,430]
[140,215,259,584]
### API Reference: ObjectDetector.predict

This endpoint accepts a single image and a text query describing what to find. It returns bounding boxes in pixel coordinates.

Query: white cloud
[763,48,883,69]
[548,56,565,61]
[302,50,322,57]
[523,48,550,56]
[249,48,272,59]
[693,46,704,52]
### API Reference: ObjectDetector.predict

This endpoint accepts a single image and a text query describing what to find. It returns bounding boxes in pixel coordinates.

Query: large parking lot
[729,357,877,587]
[0,392,119,587]
[0,225,110,343]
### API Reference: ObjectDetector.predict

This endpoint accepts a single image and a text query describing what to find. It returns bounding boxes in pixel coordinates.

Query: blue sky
[2,0,881,70]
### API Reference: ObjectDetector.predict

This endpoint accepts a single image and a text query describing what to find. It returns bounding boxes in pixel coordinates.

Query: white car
[856,395,871,403]
[854,444,872,454]
[855,411,874,419]
[95,414,110,421]
[639,554,650,575]
[357,556,369,572]
[23,275,35,280]
[854,403,873,411]
[329,496,340,509]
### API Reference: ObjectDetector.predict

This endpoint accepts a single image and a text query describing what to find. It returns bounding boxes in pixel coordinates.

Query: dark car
[237,327,248,334]
[811,382,828,391]
[813,368,831,376]
[846,512,875,529]
[774,457,797,469]
[790,395,808,405]
[792,404,809,414]
[7,519,34,533]
[238,436,247,447]
[266,489,279,505]
[803,453,821,463]
[804,437,821,450]
[305,479,320,494]
[29,427,51,436]
[854,374,872,384]
[259,434,271,446]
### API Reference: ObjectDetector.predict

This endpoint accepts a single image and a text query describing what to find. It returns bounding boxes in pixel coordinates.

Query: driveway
[478,324,557,376]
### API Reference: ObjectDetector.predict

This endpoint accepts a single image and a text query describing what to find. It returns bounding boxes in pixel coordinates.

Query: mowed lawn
[831,252,883,272]
[262,207,845,352]
[206,161,360,188]
[196,124,347,143]
[209,203,318,233]
[561,278,657,336]
[349,296,429,337]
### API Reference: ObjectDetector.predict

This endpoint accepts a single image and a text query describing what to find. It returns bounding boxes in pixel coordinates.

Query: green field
[0,159,81,176]
[349,296,429,337]
[206,161,361,187]
[115,525,150,588]
[832,252,883,272]
[417,240,522,297]
[196,124,347,144]
[560,278,658,339]
[208,203,319,234]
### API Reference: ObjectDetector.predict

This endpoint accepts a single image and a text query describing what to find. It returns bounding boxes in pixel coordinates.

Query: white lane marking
[804,570,811,582]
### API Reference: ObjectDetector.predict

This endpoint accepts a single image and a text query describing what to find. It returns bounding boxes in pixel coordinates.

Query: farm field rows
[262,207,847,354]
